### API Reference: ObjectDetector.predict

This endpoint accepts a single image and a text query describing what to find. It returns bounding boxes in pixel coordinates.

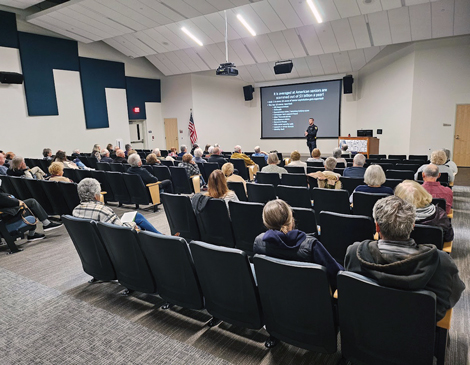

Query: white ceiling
[3,0,469,83]
[0,0,42,9]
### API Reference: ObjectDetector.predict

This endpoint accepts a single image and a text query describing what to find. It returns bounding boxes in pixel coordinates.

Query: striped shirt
[72,201,136,229]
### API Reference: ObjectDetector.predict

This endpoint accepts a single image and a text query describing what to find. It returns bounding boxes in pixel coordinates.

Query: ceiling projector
[216,62,238,76]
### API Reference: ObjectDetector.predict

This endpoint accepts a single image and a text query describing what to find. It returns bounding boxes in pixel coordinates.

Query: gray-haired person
[127,154,173,193]
[343,153,366,178]
[345,195,465,321]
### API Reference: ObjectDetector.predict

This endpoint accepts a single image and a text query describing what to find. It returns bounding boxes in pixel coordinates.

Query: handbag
[20,205,38,226]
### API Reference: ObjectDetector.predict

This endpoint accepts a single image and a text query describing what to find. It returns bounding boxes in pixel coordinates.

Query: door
[454,104,470,167]
[164,118,179,151]
[129,120,145,149]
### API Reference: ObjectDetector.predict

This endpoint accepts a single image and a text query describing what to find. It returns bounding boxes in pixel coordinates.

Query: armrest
[436,308,452,330]
[146,182,161,187]
[333,290,338,299]
[99,192,106,203]
[447,209,453,219]
[443,241,452,253]
[190,175,201,194]
[146,182,161,205]
[449,181,454,187]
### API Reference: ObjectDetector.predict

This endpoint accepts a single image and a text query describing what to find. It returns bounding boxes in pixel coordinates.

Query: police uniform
[306,123,318,153]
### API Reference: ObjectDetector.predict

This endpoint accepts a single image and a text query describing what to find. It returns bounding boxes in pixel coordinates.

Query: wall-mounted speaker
[0,71,24,84]
[243,85,254,101]
[343,75,353,94]
[274,60,293,75]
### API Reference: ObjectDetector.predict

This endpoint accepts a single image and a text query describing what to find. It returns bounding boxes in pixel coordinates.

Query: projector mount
[216,10,238,76]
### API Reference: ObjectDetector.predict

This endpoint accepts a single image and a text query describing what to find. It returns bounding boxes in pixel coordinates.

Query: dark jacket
[343,166,366,178]
[208,155,228,165]
[100,156,113,163]
[345,239,465,321]
[416,205,454,242]
[0,192,20,208]
[191,193,212,215]
[306,124,318,141]
[113,157,127,164]
[254,230,344,289]
[127,166,158,185]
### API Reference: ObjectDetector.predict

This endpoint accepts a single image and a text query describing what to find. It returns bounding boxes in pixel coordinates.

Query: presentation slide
[261,80,341,139]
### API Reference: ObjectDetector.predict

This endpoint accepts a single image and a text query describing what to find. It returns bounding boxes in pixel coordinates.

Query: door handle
[455,135,460,139]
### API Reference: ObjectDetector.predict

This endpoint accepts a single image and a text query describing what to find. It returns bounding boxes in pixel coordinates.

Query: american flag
[188,111,198,144]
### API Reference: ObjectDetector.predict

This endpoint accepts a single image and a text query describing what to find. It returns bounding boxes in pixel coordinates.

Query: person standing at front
[305,118,318,154]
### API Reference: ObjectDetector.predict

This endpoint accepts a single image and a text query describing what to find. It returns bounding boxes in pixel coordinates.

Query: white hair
[254,146,261,153]
[77,178,101,202]
[153,148,161,156]
[364,165,386,186]
[194,148,203,158]
[333,148,342,158]
[208,146,214,154]
[353,153,366,167]
[234,145,242,153]
[100,149,109,157]
[373,196,416,240]
[128,153,141,167]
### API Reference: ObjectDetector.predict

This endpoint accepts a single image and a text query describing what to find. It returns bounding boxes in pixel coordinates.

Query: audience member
[91,144,101,161]
[261,153,287,177]
[252,146,268,161]
[43,148,53,160]
[443,148,458,176]
[112,149,127,164]
[307,148,324,162]
[333,147,347,166]
[208,147,227,165]
[5,152,15,163]
[55,150,79,169]
[124,144,132,157]
[168,147,178,157]
[152,148,166,162]
[106,143,113,154]
[222,162,246,192]
[71,150,88,169]
[343,153,366,178]
[8,156,46,179]
[341,143,351,157]
[0,153,8,175]
[345,195,464,321]
[422,164,453,214]
[203,144,211,155]
[254,199,343,289]
[308,157,341,189]
[127,154,173,192]
[193,148,206,164]
[178,145,188,157]
[415,150,454,183]
[205,146,214,158]
[287,150,307,173]
[72,178,162,234]
[48,162,73,182]
[190,143,199,156]
[100,149,113,163]
[145,153,160,166]
[178,153,205,186]
[231,145,256,167]
[395,180,454,242]
[110,146,119,159]
[206,170,238,207]
[349,164,393,203]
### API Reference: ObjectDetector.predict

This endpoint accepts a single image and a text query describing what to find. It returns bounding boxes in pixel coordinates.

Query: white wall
[145,102,165,150]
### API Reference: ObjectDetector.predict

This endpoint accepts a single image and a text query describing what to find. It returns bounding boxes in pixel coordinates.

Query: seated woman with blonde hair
[395,180,453,242]
[206,170,239,207]
[145,153,161,166]
[222,162,246,192]
[287,150,307,173]
[48,162,73,182]
[307,148,324,162]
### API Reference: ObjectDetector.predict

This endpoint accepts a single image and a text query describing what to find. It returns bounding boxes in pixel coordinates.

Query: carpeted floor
[0,188,469,364]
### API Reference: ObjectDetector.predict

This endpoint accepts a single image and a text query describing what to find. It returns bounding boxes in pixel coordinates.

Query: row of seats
[62,215,449,365]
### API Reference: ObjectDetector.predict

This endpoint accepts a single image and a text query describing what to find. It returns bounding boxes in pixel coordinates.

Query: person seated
[395,180,454,242]
[349,164,393,203]
[287,150,307,173]
[205,146,214,158]
[205,170,239,207]
[178,153,205,186]
[203,144,211,155]
[231,145,256,167]
[422,164,453,214]
[306,148,324,162]
[345,195,464,321]
[254,199,343,289]
[0,153,8,175]
[91,144,101,161]
[70,149,88,169]
[222,162,246,192]
[112,149,127,164]
[106,143,113,154]
[190,143,199,156]
[124,144,132,157]
[72,178,162,234]
[343,153,366,178]
[48,162,73,182]
[308,157,341,189]
[152,148,167,162]
[8,156,46,179]
[341,143,351,157]
[5,151,15,164]
[0,183,62,241]
[43,148,53,161]
[415,150,454,183]
[55,150,79,170]
[178,145,188,157]
[193,148,206,164]
[100,149,113,163]
[260,152,287,177]
[145,153,161,166]
[110,146,119,159]
[208,147,227,165]
[127,154,173,192]
[168,147,178,157]
[443,148,458,176]
[252,146,268,161]
[333,147,347,166]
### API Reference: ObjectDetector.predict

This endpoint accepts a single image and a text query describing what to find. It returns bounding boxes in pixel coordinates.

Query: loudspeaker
[243,85,254,101]
[343,75,353,94]
[0,72,24,84]
[274,60,293,75]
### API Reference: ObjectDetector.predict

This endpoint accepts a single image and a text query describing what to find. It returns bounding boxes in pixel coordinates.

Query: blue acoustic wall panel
[18,32,79,116]
[0,11,18,48]
[79,57,126,129]
[126,77,161,120]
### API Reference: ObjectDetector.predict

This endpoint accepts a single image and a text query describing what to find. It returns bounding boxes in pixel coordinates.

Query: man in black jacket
[345,195,464,321]
[127,154,173,193]
[208,147,227,165]
[304,117,318,154]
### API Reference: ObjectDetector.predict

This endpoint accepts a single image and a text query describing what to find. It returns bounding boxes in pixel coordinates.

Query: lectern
[338,137,380,158]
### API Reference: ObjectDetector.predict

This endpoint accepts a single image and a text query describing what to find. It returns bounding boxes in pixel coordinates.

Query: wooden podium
[338,137,380,157]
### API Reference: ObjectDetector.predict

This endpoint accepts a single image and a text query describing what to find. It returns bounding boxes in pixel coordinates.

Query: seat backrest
[292,207,317,235]
[246,182,277,204]
[57,181,80,213]
[337,271,435,365]
[62,168,78,182]
[96,162,111,171]
[196,162,207,182]
[251,156,267,169]
[229,159,249,180]
[151,165,172,182]
[227,181,247,201]
[417,171,448,183]
[195,199,235,247]
[408,154,428,161]
[96,222,156,293]
[395,163,421,172]
[86,157,98,169]
[40,180,72,215]
[353,192,390,217]
[23,178,54,215]
[9,176,33,200]
[311,188,350,225]
[388,154,406,160]
[106,172,132,204]
[228,200,265,256]
[285,165,304,174]
[382,178,402,190]
[122,173,150,206]
[169,167,193,194]
[319,211,375,264]
[339,177,364,196]
[307,161,324,167]
[138,232,204,310]
[89,170,116,202]
[203,162,219,181]
[333,168,344,175]
[277,185,312,209]
[410,224,444,250]
[431,198,446,212]
[280,173,307,187]
[110,163,126,172]
[0,175,20,197]
[256,172,280,187]
[254,255,337,353]
[75,169,93,182]
[385,169,414,180]
[161,193,200,241]
[336,162,346,168]
[160,160,174,167]
[62,215,116,281]
[189,241,263,329]
[369,154,386,159]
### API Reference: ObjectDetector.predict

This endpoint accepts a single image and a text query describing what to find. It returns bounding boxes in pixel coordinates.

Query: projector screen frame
[260,78,343,139]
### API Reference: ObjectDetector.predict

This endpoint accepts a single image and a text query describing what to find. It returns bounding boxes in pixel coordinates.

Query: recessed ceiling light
[306,0,323,24]
[237,14,256,36]
[181,27,203,46]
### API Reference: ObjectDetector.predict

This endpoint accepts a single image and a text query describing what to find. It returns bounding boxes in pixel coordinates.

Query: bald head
[116,149,125,158]
[423,164,440,181]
